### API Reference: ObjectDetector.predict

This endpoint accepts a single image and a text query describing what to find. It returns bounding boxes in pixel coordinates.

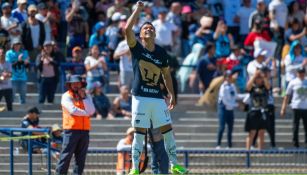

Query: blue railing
[0,128,52,175]
[87,148,307,169]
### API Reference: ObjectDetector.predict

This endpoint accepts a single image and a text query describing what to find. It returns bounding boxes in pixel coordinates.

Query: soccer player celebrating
[124,1,188,174]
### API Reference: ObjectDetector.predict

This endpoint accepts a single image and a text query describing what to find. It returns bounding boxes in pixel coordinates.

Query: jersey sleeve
[129,40,142,60]
[162,50,170,68]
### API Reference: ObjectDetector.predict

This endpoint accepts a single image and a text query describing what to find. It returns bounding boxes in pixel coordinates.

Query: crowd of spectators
[0,0,305,150]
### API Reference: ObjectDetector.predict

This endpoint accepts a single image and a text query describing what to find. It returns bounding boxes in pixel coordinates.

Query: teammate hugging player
[124,1,188,174]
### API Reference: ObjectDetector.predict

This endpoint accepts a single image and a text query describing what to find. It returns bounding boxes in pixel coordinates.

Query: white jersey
[286,77,307,110]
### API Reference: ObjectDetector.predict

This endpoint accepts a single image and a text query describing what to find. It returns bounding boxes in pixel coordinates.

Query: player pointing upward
[124,1,188,174]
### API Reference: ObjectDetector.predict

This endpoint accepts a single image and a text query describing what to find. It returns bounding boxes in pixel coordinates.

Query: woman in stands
[245,67,271,150]
[84,44,108,92]
[36,40,59,104]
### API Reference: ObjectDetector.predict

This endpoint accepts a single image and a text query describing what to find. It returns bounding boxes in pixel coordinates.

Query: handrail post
[28,131,33,175]
[47,133,51,175]
[246,151,251,168]
[184,151,189,168]
[9,130,14,175]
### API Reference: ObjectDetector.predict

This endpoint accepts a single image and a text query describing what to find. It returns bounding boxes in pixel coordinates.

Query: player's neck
[141,39,155,52]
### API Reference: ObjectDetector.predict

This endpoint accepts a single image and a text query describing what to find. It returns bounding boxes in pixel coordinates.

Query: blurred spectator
[1,2,22,41]
[166,2,182,29]
[106,0,130,19]
[197,43,217,93]
[89,22,109,53]
[12,0,28,24]
[216,71,237,149]
[244,17,271,51]
[114,39,133,89]
[112,85,132,119]
[95,0,112,14]
[178,43,204,92]
[280,67,307,148]
[44,0,61,40]
[166,2,182,56]
[190,16,214,47]
[180,5,196,57]
[116,127,135,175]
[285,18,306,45]
[20,107,44,153]
[247,48,268,78]
[35,3,53,41]
[213,20,234,58]
[5,38,29,104]
[245,69,271,150]
[283,40,307,86]
[0,47,13,111]
[49,124,63,160]
[234,0,255,44]
[65,1,89,57]
[152,9,178,52]
[207,0,223,29]
[136,1,154,26]
[36,40,59,104]
[287,1,305,25]
[221,0,241,42]
[90,81,113,120]
[21,4,45,62]
[0,22,10,50]
[51,40,66,63]
[269,0,288,59]
[249,0,270,33]
[152,0,167,19]
[67,46,86,76]
[84,45,108,90]
[106,12,123,61]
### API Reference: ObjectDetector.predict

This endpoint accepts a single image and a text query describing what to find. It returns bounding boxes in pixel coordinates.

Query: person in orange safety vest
[56,74,95,175]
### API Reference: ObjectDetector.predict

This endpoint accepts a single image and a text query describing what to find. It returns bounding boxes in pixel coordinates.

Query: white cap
[257,0,265,3]
[17,0,27,4]
[254,48,267,58]
[112,12,121,22]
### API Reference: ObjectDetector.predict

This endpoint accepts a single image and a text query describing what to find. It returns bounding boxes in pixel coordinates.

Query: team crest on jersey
[139,60,161,86]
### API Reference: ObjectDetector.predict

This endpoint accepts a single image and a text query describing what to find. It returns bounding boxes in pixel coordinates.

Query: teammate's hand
[168,95,176,110]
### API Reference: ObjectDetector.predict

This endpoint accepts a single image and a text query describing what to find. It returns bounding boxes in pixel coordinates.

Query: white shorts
[131,96,172,129]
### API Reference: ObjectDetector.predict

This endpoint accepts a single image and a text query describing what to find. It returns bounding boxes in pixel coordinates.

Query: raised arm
[124,1,144,48]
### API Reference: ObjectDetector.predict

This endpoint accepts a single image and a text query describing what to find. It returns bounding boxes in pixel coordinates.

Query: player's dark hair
[140,21,155,31]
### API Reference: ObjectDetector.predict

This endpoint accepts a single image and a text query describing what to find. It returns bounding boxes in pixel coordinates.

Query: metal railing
[0,127,52,175]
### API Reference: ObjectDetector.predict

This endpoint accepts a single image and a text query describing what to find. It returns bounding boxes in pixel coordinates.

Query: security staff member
[56,75,95,175]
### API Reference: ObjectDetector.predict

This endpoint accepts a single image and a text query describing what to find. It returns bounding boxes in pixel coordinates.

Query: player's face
[140,24,155,40]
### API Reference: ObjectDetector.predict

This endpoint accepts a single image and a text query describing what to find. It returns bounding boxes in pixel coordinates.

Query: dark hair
[205,42,215,53]
[139,22,155,32]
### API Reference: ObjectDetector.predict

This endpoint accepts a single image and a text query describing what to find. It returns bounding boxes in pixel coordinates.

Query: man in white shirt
[234,0,255,44]
[1,3,22,41]
[152,9,178,52]
[114,39,133,89]
[35,3,52,41]
[12,0,28,24]
[281,67,307,148]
